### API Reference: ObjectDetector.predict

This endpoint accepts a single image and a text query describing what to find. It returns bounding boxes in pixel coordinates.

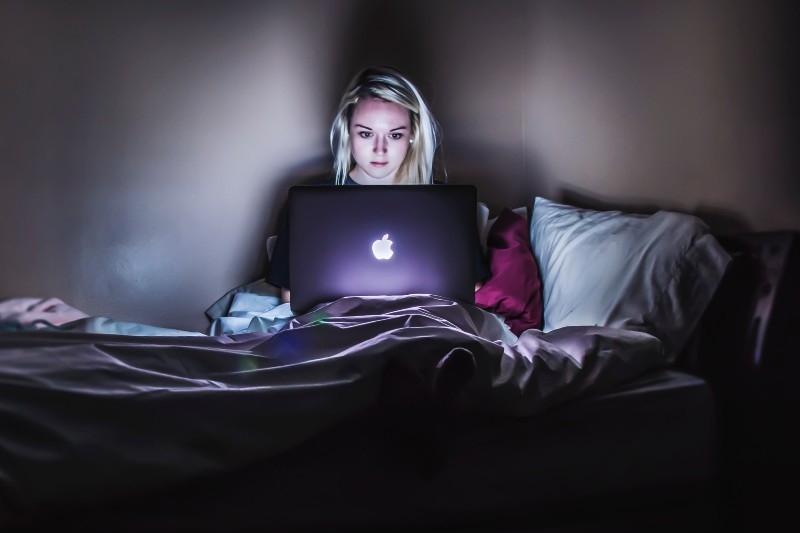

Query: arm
[265,206,290,299]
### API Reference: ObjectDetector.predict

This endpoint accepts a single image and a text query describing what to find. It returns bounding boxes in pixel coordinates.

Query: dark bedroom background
[1,0,797,332]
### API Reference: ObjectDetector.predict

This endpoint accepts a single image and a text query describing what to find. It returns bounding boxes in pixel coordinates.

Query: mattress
[42,368,715,532]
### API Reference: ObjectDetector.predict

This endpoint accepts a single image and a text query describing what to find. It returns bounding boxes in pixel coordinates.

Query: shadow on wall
[336,0,435,110]
[768,0,800,203]
[558,188,752,236]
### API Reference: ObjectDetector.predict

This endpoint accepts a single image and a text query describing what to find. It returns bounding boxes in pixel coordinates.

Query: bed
[3,195,783,532]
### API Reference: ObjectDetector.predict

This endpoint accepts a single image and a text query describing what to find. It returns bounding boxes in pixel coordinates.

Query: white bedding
[0,294,666,511]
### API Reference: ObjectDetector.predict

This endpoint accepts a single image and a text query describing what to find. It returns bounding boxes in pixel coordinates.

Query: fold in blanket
[0,294,667,514]
[0,297,89,328]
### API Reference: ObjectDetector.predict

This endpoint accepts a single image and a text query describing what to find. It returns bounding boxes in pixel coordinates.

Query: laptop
[288,184,478,314]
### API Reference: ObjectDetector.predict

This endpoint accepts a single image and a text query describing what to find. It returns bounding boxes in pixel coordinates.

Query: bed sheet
[28,369,715,532]
[0,294,668,518]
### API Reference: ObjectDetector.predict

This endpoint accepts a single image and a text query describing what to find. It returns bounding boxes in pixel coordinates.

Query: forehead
[351,97,410,128]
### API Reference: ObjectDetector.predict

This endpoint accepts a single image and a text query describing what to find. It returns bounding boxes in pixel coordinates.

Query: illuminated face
[349,97,412,184]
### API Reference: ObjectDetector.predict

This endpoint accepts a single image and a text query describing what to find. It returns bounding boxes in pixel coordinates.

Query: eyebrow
[353,124,408,131]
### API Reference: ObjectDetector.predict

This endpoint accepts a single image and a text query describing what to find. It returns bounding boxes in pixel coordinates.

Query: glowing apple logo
[372,234,394,260]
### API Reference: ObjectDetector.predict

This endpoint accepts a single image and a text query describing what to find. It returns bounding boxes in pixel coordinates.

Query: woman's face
[348,97,411,184]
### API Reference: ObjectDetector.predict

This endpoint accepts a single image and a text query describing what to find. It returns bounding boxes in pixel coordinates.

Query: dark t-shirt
[265,176,489,289]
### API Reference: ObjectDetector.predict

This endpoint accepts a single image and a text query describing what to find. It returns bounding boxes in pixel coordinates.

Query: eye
[358,131,373,139]
[389,133,404,140]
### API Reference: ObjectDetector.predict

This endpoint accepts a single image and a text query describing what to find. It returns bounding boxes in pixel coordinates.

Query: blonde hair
[330,66,441,185]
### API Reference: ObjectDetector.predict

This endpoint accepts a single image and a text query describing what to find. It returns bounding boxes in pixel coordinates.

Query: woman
[329,65,440,186]
[267,66,487,303]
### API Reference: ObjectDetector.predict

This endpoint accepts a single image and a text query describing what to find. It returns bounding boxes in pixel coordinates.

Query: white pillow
[529,197,731,361]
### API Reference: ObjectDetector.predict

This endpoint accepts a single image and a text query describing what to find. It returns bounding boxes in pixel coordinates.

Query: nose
[373,136,387,154]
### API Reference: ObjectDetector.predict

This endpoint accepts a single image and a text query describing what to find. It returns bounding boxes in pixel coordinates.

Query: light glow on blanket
[237,358,260,372]
[261,307,335,366]
[303,308,331,327]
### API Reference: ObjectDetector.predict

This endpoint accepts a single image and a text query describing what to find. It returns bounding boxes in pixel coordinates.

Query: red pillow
[475,208,543,335]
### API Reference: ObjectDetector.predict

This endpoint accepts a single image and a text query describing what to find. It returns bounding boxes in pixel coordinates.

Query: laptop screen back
[288,184,477,314]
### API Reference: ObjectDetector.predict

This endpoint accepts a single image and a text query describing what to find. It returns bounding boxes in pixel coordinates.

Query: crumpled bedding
[0,294,667,514]
[0,298,89,329]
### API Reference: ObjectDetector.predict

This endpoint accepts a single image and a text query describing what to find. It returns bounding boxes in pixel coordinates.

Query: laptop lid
[288,184,478,314]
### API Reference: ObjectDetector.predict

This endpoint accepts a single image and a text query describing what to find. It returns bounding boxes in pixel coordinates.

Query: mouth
[371,161,388,167]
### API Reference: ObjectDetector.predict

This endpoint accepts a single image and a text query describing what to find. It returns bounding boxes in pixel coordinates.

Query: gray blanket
[0,294,666,512]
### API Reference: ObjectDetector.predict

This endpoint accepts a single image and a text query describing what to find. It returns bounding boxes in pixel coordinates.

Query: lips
[371,162,388,167]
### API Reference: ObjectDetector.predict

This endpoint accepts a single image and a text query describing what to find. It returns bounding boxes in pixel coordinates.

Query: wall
[523,0,799,231]
[1,0,346,330]
[1,0,796,331]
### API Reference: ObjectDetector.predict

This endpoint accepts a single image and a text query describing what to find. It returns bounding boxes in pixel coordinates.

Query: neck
[349,170,398,185]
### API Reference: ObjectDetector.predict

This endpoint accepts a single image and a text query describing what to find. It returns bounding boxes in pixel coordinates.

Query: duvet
[0,294,667,514]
